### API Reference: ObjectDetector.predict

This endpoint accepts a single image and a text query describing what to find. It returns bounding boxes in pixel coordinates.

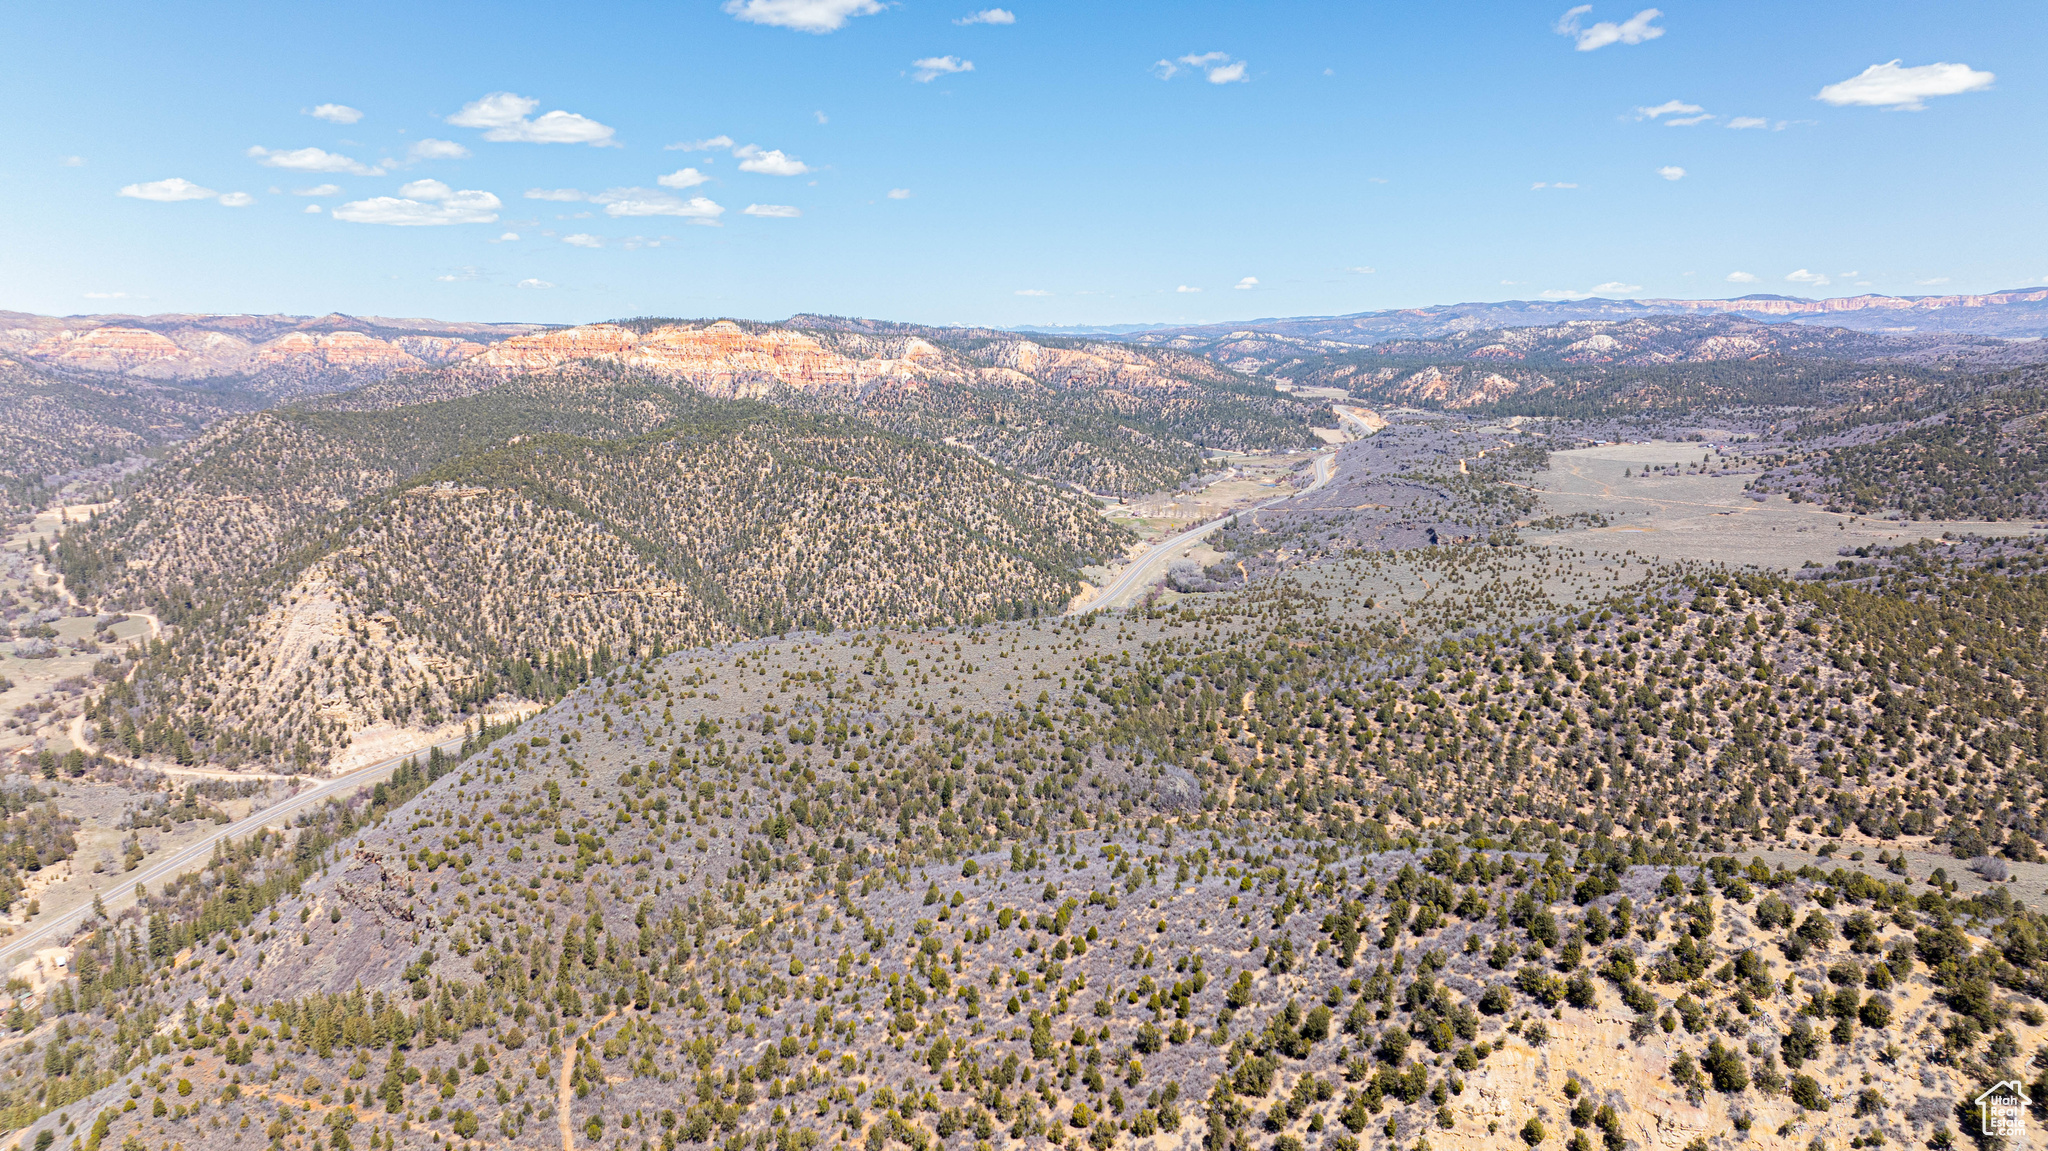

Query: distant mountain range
[1117,286,2048,344]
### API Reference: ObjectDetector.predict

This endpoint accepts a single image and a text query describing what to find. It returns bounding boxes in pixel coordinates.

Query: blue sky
[2,0,2042,326]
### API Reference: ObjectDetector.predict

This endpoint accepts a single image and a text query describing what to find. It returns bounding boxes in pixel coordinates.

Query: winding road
[0,735,466,972]
[1078,448,1341,613]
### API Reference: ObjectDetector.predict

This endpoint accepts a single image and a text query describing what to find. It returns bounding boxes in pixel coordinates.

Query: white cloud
[658,168,710,189]
[1175,285,1201,293]
[493,232,520,242]
[447,92,618,146]
[1917,277,1951,286]
[118,177,219,202]
[1554,6,1664,51]
[60,156,84,167]
[409,138,471,161]
[1015,289,1052,297]
[436,267,480,283]
[1656,166,1686,180]
[667,135,736,152]
[1816,60,1994,110]
[956,8,1014,24]
[912,56,974,82]
[722,0,884,32]
[594,188,725,219]
[743,203,802,217]
[304,204,323,214]
[1664,113,1713,126]
[217,192,255,207]
[735,144,812,174]
[1635,100,1703,120]
[562,233,604,248]
[1233,276,1259,290]
[1592,281,1642,294]
[293,184,342,196]
[525,188,588,201]
[517,278,554,289]
[1726,116,1769,130]
[247,146,383,175]
[308,104,363,125]
[1531,181,1579,189]
[1156,52,1247,83]
[82,291,129,300]
[815,110,828,124]
[887,188,912,199]
[1785,269,1830,286]
[1725,271,1758,283]
[332,182,502,226]
[1540,289,1592,300]
[1347,266,1375,274]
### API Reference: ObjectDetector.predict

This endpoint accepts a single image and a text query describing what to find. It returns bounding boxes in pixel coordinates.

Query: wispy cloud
[292,184,341,196]
[1636,99,1712,126]
[1347,266,1375,275]
[60,156,85,167]
[1541,281,1642,300]
[912,56,975,82]
[409,138,471,161]
[1175,285,1201,293]
[307,104,363,125]
[593,189,726,220]
[525,188,587,202]
[667,136,736,152]
[448,92,618,146]
[1725,117,1769,130]
[562,233,604,248]
[1233,277,1259,290]
[1656,166,1686,181]
[1015,289,1052,297]
[1531,181,1580,189]
[1816,60,1994,110]
[1726,271,1758,283]
[955,8,1014,24]
[247,146,384,176]
[743,203,802,217]
[1785,269,1830,286]
[118,177,250,207]
[517,278,554,289]
[658,168,710,189]
[722,0,884,33]
[735,144,812,175]
[332,180,502,226]
[82,291,132,300]
[1554,6,1664,51]
[1155,52,1248,83]
[887,188,912,199]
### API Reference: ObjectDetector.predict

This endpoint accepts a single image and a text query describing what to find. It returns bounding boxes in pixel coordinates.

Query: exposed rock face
[469,320,951,397]
[1656,286,2048,317]
[0,309,534,393]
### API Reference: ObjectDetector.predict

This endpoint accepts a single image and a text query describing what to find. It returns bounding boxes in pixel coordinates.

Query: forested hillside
[56,385,1126,770]
[16,546,2048,1151]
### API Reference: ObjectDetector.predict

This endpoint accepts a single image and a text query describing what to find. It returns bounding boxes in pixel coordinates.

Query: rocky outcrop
[0,309,534,393]
[470,320,952,398]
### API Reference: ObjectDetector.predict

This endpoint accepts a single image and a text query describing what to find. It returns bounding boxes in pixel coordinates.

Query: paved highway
[1079,449,1340,613]
[0,736,466,972]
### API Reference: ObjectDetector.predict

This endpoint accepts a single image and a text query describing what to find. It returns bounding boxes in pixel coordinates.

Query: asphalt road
[1080,449,1339,613]
[0,736,465,972]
